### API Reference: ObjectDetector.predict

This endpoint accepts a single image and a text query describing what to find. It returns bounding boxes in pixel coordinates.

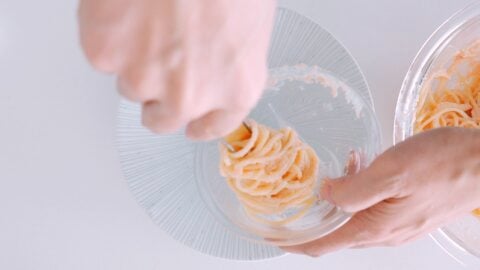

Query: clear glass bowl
[395,2,480,267]
[196,65,381,246]
[117,8,380,261]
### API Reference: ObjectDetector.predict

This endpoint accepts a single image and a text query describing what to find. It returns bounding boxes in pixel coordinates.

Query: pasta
[219,120,319,226]
[414,41,480,216]
[414,41,480,132]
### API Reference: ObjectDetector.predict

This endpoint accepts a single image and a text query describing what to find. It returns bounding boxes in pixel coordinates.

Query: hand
[78,0,275,140]
[283,127,480,257]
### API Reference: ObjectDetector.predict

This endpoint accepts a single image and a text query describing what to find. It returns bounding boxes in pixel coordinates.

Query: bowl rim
[276,7,376,112]
[394,1,480,144]
[394,1,480,266]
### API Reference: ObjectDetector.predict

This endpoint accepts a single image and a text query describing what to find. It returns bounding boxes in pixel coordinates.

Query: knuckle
[375,227,392,239]
[370,159,408,196]
[415,217,430,231]
[119,75,156,102]
[388,172,408,193]
[142,103,185,134]
[358,228,377,240]
[81,38,120,72]
[362,224,391,241]
[353,213,389,239]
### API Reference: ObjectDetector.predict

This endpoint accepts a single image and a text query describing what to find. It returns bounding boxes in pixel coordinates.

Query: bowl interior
[395,4,480,142]
[196,65,381,246]
[117,7,377,260]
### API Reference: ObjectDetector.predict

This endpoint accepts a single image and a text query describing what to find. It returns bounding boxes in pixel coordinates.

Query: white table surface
[0,0,475,269]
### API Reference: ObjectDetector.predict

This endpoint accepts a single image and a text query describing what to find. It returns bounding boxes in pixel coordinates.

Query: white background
[0,0,475,269]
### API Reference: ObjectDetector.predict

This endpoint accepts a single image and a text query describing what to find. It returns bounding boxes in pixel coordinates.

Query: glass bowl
[117,8,379,261]
[196,65,381,247]
[395,2,480,267]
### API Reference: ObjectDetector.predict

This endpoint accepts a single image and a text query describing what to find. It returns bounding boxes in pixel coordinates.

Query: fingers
[186,109,248,141]
[281,217,367,257]
[344,150,363,175]
[78,0,270,139]
[79,27,127,73]
[141,101,183,133]
[285,214,433,258]
[117,63,165,102]
[320,165,405,213]
[78,0,133,73]
[183,67,262,140]
[282,206,412,257]
[128,62,256,137]
[351,225,431,249]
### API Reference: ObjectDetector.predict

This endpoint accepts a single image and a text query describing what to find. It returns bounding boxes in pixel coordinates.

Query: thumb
[320,168,401,213]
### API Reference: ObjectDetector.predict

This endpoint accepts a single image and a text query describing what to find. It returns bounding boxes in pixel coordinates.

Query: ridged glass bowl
[395,2,480,267]
[117,8,380,260]
[197,65,381,247]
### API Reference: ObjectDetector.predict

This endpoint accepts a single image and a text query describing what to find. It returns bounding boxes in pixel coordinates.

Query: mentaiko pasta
[414,41,480,133]
[414,41,480,216]
[219,120,319,226]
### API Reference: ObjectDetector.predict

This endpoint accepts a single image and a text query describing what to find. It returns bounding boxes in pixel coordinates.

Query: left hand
[77,0,275,140]
[282,127,480,257]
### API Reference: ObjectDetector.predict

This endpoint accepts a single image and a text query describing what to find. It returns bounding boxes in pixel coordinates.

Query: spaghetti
[414,41,480,132]
[219,120,319,226]
[414,41,480,216]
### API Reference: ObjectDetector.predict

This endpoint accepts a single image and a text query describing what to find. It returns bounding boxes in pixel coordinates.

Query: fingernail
[320,180,335,205]
[345,150,360,175]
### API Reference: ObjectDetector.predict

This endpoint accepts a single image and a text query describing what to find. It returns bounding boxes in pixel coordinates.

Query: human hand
[78,0,275,140]
[283,127,480,257]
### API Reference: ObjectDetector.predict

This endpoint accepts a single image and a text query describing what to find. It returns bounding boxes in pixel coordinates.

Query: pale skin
[284,127,480,256]
[78,0,480,257]
[78,0,275,140]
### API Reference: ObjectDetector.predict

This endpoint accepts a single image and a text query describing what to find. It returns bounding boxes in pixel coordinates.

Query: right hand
[283,127,480,257]
[78,0,275,140]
